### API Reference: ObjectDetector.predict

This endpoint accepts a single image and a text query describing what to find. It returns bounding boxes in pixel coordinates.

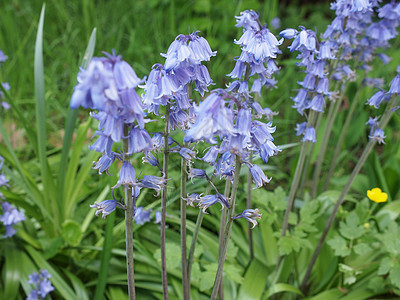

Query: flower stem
[311,90,343,197]
[275,111,316,274]
[123,125,136,300]
[161,103,170,300]
[247,153,254,261]
[324,84,362,191]
[187,176,216,288]
[217,179,232,300]
[180,155,190,300]
[300,96,397,293]
[211,156,242,300]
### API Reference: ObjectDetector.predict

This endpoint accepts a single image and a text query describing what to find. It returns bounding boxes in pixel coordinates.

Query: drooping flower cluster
[280,26,334,143]
[365,66,400,144]
[0,50,10,110]
[181,11,282,228]
[71,50,152,182]
[141,31,216,129]
[0,156,25,238]
[228,9,282,94]
[26,270,55,300]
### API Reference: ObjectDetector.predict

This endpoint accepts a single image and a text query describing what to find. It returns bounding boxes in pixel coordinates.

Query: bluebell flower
[127,126,153,154]
[201,146,219,164]
[235,27,282,61]
[27,270,55,300]
[302,126,316,143]
[88,133,114,155]
[137,175,167,196]
[112,161,136,189]
[0,50,8,63]
[369,128,386,144]
[295,122,308,136]
[142,152,160,167]
[270,17,281,30]
[134,207,152,225]
[279,28,298,39]
[183,193,202,207]
[154,211,162,224]
[184,91,235,144]
[198,194,229,214]
[0,173,9,187]
[366,90,386,108]
[4,225,16,238]
[235,10,260,31]
[161,32,216,72]
[90,199,125,219]
[188,168,207,182]
[308,94,325,112]
[92,153,116,175]
[70,58,114,110]
[0,201,25,238]
[249,164,271,188]
[232,208,262,229]
[388,72,400,95]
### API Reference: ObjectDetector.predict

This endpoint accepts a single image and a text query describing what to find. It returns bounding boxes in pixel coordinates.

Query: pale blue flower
[232,208,262,229]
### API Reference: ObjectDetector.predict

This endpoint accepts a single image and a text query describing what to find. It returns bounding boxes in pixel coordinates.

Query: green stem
[247,154,254,260]
[180,156,189,300]
[187,176,216,287]
[217,179,232,300]
[311,89,343,197]
[300,96,397,293]
[275,111,316,273]
[123,125,136,300]
[211,157,242,300]
[324,83,363,191]
[161,104,170,300]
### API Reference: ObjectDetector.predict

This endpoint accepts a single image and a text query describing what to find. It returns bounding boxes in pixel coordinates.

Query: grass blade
[34,4,57,216]
[58,28,97,220]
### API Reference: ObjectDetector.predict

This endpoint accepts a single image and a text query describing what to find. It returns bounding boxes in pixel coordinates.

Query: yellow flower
[367,188,388,203]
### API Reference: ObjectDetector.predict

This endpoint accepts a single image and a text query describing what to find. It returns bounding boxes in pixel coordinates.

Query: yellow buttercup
[367,188,388,203]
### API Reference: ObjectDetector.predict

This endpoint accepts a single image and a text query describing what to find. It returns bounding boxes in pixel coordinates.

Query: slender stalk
[180,155,190,300]
[187,176,216,287]
[275,111,316,273]
[324,85,363,191]
[123,125,136,300]
[300,97,397,293]
[217,179,231,300]
[211,157,242,300]
[161,104,170,300]
[246,154,254,260]
[187,210,204,286]
[311,92,343,197]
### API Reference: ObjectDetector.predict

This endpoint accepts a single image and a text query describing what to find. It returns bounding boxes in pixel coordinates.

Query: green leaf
[153,242,181,270]
[199,263,217,292]
[224,264,243,284]
[327,235,350,257]
[238,259,269,300]
[378,257,393,275]
[34,4,57,218]
[278,234,302,255]
[339,211,363,239]
[390,264,400,289]
[353,243,372,255]
[263,283,303,299]
[61,220,83,246]
[307,289,344,300]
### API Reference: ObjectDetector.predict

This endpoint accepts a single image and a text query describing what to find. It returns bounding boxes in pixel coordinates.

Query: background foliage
[1,0,400,299]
